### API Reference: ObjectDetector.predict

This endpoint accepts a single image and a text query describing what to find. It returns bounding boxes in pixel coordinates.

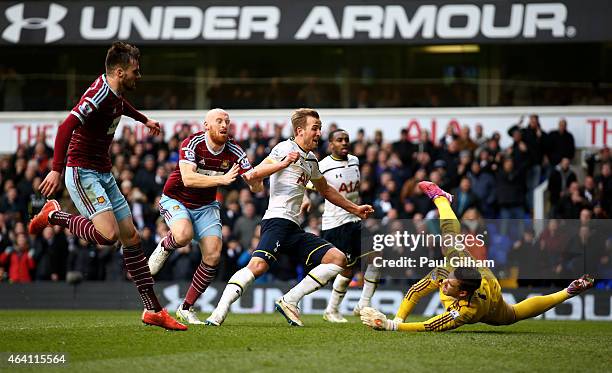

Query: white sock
[358,264,381,308]
[212,267,255,317]
[326,274,351,313]
[284,263,343,306]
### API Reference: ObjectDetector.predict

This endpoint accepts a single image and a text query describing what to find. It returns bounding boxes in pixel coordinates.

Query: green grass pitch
[1,310,611,372]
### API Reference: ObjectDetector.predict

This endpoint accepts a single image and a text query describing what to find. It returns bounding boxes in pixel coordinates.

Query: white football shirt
[262,139,322,225]
[319,154,361,230]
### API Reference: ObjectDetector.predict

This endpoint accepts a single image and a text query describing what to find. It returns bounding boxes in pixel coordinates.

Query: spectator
[507,228,546,286]
[581,175,597,208]
[496,157,526,234]
[233,202,261,250]
[556,182,587,219]
[439,140,460,189]
[392,129,415,166]
[456,126,478,153]
[467,161,496,218]
[0,212,11,252]
[461,208,487,260]
[0,186,27,223]
[548,157,577,207]
[439,124,457,150]
[33,226,68,281]
[473,124,487,147]
[586,147,610,177]
[133,154,158,201]
[547,119,575,166]
[452,177,480,218]
[594,162,612,216]
[538,219,568,273]
[0,233,35,283]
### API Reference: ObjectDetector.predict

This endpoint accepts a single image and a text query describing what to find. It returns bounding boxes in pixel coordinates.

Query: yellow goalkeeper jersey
[396,267,515,332]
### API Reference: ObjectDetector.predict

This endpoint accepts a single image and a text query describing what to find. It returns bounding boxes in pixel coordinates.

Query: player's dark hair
[328,128,347,142]
[454,267,482,297]
[291,108,319,135]
[105,42,140,72]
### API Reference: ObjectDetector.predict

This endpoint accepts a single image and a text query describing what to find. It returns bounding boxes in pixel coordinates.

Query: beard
[123,80,136,91]
[209,131,228,144]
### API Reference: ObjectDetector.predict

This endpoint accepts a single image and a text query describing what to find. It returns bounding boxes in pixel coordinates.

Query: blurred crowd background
[0,114,611,288]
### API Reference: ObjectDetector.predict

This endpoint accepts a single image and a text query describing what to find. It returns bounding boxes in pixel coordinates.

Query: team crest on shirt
[221,160,230,169]
[96,196,105,204]
[173,205,180,210]
[198,158,206,166]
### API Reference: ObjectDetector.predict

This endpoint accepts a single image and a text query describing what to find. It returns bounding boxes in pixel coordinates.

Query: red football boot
[142,309,188,331]
[28,199,61,235]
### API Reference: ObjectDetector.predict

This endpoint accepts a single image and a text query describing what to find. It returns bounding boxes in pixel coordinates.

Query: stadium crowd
[0,114,610,287]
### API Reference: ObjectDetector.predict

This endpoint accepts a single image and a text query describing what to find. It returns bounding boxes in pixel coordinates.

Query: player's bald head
[205,108,229,124]
[204,108,230,144]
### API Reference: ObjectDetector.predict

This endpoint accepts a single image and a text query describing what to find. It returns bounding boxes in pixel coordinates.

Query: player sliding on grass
[29,42,186,331]
[207,108,374,327]
[361,181,594,332]
[148,108,260,324]
[313,129,380,322]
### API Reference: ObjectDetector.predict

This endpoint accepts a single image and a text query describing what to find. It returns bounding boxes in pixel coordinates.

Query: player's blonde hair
[291,108,320,136]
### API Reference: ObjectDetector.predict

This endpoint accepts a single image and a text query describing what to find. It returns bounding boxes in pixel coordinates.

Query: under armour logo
[2,3,67,44]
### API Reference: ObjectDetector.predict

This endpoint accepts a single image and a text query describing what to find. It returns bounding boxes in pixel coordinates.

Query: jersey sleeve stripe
[425,314,454,331]
[91,85,109,106]
[186,134,206,151]
[227,146,246,159]
[90,83,106,102]
[70,110,84,124]
[84,97,98,109]
[226,142,246,156]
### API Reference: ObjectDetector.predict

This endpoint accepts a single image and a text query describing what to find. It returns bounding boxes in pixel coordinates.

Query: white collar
[205,132,225,155]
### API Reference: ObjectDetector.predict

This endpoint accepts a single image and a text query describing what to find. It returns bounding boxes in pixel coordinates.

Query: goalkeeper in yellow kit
[361,181,594,332]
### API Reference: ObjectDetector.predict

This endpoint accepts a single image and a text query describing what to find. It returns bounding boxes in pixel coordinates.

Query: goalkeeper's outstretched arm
[394,268,446,321]
[362,308,466,332]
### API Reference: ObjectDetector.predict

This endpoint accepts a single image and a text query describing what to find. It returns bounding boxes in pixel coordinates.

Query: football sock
[49,211,115,245]
[325,274,351,313]
[161,231,181,251]
[123,244,162,312]
[433,197,460,236]
[512,290,570,321]
[214,267,255,314]
[358,264,381,308]
[183,262,217,309]
[284,263,343,306]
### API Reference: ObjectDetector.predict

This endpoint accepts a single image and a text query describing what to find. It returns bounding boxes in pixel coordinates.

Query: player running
[28,42,186,331]
[206,108,374,327]
[147,108,259,324]
[360,181,594,332]
[317,129,380,323]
